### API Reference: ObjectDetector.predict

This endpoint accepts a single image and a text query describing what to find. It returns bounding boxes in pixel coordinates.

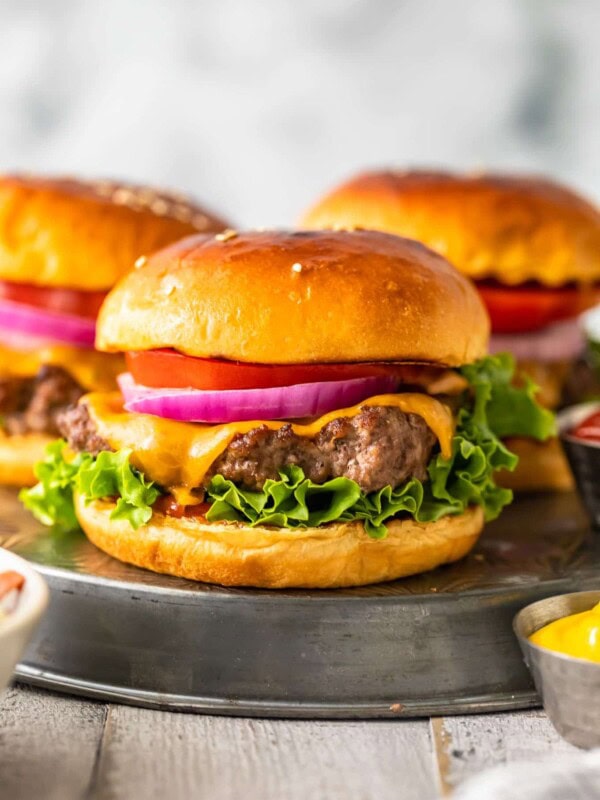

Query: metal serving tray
[2,487,598,719]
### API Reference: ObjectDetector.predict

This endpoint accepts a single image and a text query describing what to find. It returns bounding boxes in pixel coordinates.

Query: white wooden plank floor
[0,684,573,800]
[430,711,576,796]
[0,686,106,800]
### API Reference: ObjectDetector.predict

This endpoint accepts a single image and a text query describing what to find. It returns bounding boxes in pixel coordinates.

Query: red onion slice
[0,299,96,349]
[118,372,400,423]
[0,328,60,352]
[490,317,585,363]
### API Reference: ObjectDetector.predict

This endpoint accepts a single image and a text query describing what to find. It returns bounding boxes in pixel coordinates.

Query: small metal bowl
[514,591,600,749]
[558,402,600,528]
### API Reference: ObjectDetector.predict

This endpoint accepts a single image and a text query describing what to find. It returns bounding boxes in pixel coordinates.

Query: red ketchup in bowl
[571,410,600,443]
[0,570,25,616]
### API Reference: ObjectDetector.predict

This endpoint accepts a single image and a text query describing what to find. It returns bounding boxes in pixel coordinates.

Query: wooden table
[0,684,576,799]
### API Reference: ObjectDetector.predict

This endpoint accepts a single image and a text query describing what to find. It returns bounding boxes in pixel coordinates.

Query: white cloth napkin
[452,750,600,800]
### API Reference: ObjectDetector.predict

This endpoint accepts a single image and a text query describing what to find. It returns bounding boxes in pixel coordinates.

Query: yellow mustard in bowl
[530,602,600,662]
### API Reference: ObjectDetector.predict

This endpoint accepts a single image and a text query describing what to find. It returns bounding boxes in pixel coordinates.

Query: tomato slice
[126,350,435,391]
[0,280,107,319]
[477,281,600,334]
[127,351,404,391]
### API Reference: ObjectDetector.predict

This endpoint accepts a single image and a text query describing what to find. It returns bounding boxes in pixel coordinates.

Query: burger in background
[300,170,600,491]
[0,175,229,485]
[22,230,553,588]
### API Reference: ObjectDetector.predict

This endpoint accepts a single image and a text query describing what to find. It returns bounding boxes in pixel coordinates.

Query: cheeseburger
[0,175,228,485]
[22,230,552,588]
[300,170,600,491]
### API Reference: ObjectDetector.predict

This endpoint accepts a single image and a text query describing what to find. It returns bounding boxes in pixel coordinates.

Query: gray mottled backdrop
[0,0,598,225]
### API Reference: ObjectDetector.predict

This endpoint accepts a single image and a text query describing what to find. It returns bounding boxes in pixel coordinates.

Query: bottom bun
[499,437,574,493]
[0,433,53,486]
[75,494,484,588]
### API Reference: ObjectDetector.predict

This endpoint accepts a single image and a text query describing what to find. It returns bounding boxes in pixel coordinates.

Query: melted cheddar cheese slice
[84,391,455,504]
[0,343,123,392]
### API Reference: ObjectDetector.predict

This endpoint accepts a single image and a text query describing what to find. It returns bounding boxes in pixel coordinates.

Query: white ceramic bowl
[0,548,48,694]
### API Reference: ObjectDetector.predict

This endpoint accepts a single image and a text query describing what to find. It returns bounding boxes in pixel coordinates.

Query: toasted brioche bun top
[97,229,489,366]
[300,170,600,287]
[0,175,229,290]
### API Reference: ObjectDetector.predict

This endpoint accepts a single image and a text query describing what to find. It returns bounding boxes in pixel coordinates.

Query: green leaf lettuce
[20,444,159,531]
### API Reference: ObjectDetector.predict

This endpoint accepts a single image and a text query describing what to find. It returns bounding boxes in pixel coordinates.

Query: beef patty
[59,402,438,494]
[0,366,84,437]
[57,401,110,456]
